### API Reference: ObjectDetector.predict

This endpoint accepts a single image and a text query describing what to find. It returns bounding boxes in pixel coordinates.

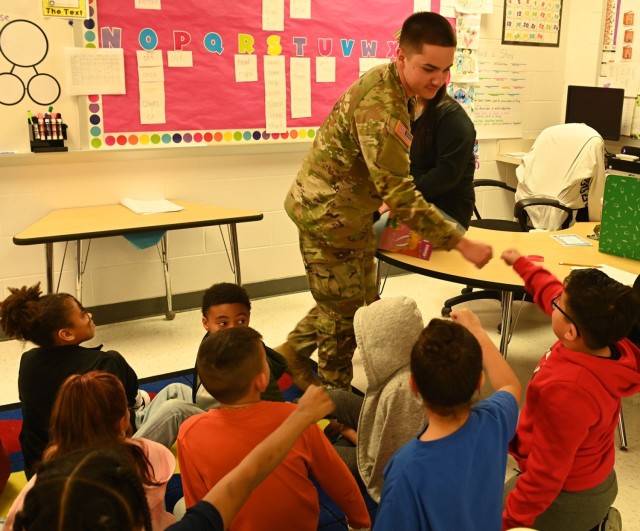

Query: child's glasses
[551,294,580,336]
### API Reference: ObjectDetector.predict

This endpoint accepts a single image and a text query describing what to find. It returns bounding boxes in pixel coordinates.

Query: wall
[0,0,602,314]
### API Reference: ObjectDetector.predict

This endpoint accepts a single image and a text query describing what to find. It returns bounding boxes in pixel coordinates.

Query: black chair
[441,179,575,335]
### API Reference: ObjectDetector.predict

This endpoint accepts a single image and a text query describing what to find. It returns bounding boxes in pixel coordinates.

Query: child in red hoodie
[501,249,640,531]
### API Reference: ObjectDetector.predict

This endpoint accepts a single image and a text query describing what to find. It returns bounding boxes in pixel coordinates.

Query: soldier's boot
[274,341,322,391]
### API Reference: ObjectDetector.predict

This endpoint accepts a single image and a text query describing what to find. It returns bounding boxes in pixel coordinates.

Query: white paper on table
[121,198,184,215]
[551,234,593,247]
[571,265,638,286]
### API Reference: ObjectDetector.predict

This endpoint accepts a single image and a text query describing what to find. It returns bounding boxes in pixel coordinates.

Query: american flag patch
[394,120,413,147]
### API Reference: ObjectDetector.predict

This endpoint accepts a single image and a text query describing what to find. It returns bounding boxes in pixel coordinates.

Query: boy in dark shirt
[192,283,287,409]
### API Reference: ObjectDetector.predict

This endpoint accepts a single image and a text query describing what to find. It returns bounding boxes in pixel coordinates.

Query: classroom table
[13,201,263,319]
[377,222,640,356]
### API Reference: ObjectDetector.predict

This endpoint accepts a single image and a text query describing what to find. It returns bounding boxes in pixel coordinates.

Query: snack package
[378,215,433,260]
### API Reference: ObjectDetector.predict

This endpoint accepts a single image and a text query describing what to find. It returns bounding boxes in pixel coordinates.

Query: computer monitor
[565,85,625,141]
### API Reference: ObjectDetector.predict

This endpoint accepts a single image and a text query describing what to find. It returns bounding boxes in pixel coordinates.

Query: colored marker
[44,113,52,140]
[56,113,64,139]
[51,113,57,140]
[37,113,45,140]
[27,110,36,140]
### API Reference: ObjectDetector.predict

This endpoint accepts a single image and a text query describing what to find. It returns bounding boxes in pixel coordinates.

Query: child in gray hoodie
[327,296,426,501]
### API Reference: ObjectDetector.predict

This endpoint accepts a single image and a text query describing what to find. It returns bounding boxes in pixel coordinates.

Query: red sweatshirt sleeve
[305,424,371,529]
[512,257,564,316]
[503,384,599,529]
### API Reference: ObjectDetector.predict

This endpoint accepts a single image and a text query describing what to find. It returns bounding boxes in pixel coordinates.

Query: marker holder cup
[28,119,68,153]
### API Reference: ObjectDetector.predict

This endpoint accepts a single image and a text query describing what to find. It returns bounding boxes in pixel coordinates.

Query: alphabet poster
[83,0,444,149]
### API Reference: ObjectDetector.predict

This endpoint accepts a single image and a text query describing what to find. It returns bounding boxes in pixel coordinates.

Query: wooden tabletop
[378,223,640,290]
[13,201,264,245]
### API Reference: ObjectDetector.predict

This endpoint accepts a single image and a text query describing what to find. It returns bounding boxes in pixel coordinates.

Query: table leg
[229,223,242,285]
[618,410,628,451]
[499,291,514,357]
[160,233,175,320]
[375,259,382,295]
[45,243,54,294]
[76,240,83,302]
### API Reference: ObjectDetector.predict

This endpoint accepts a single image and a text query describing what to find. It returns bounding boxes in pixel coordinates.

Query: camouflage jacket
[285,61,462,250]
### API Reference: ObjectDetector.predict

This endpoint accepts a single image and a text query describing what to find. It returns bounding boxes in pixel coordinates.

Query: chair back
[515,123,605,230]
[471,180,522,232]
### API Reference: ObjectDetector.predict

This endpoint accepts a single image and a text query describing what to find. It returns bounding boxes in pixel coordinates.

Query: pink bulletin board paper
[83,0,444,149]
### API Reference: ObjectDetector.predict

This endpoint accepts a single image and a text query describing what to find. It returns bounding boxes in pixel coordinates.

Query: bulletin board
[81,0,443,150]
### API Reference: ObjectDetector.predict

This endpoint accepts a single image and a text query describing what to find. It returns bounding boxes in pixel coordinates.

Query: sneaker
[599,507,622,531]
[133,389,151,412]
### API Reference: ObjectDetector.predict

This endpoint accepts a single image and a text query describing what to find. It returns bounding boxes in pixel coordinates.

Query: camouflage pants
[288,231,379,389]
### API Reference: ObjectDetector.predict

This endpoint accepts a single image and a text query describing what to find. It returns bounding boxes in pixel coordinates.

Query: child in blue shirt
[375,309,521,530]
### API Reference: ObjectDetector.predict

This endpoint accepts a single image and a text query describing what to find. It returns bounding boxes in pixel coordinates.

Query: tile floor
[0,272,639,529]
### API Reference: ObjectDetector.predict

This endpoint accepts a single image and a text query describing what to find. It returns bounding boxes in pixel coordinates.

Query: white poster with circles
[0,0,80,152]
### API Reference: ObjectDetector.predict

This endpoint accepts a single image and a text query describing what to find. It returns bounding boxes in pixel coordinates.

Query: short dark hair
[411,318,482,416]
[196,326,264,403]
[14,446,152,531]
[201,282,251,317]
[564,268,640,350]
[399,11,456,56]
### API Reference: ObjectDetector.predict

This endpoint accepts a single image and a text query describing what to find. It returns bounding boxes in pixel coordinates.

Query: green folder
[599,174,640,261]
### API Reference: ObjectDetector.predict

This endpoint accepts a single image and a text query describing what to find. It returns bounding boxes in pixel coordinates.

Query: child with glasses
[500,249,640,531]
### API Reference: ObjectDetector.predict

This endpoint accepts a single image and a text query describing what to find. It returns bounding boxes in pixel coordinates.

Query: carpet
[0,370,377,529]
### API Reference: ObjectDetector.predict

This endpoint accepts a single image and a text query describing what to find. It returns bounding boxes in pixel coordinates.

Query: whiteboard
[0,1,81,153]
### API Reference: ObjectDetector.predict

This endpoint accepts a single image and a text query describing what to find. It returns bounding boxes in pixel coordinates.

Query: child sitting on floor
[192,282,288,409]
[326,296,427,502]
[0,283,200,478]
[12,385,335,531]
[374,309,521,530]
[501,249,640,531]
[178,326,371,531]
[5,370,176,531]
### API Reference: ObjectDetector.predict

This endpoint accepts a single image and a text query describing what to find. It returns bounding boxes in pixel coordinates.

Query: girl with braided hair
[0,284,140,478]
[13,445,154,531]
[0,283,200,479]
[5,371,176,530]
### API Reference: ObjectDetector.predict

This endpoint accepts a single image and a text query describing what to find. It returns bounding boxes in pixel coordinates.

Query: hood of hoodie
[555,338,640,398]
[355,296,424,392]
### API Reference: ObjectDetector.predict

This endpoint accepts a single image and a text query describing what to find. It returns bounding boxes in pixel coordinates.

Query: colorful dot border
[89,124,318,150]
[83,0,318,150]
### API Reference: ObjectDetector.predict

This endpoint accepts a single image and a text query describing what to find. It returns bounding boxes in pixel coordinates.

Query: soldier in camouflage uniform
[280,12,493,390]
